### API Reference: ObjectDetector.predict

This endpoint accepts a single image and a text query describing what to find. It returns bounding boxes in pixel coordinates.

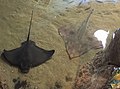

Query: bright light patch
[94,30,109,49]
[113,33,115,38]
[112,28,120,39]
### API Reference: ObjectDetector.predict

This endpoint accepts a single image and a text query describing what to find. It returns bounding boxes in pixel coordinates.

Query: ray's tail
[27,10,34,42]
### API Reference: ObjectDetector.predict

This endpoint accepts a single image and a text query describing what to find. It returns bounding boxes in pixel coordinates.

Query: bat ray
[58,9,102,59]
[1,11,55,73]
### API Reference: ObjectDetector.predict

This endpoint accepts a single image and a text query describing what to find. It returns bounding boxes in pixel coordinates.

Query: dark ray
[1,11,55,73]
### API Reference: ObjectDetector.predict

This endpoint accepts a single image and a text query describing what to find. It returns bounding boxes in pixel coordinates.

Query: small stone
[55,81,63,88]
[34,0,38,2]
[65,73,73,82]
[34,86,38,89]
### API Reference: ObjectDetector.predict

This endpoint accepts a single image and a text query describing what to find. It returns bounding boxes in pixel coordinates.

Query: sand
[0,0,120,89]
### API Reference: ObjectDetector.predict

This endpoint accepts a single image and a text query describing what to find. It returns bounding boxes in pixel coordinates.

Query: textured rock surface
[105,29,120,67]
[74,51,114,89]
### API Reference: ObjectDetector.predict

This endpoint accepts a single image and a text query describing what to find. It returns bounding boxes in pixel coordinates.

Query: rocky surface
[105,29,120,67]
[74,28,120,89]
[0,0,120,89]
[74,51,114,89]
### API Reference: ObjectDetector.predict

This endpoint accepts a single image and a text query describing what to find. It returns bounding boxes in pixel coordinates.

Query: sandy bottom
[0,0,120,89]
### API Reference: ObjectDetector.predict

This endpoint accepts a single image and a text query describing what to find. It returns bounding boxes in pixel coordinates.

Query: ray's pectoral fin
[30,45,55,67]
[2,48,22,66]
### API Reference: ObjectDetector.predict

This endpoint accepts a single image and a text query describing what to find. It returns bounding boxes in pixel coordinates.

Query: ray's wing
[2,47,23,66]
[29,45,55,67]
